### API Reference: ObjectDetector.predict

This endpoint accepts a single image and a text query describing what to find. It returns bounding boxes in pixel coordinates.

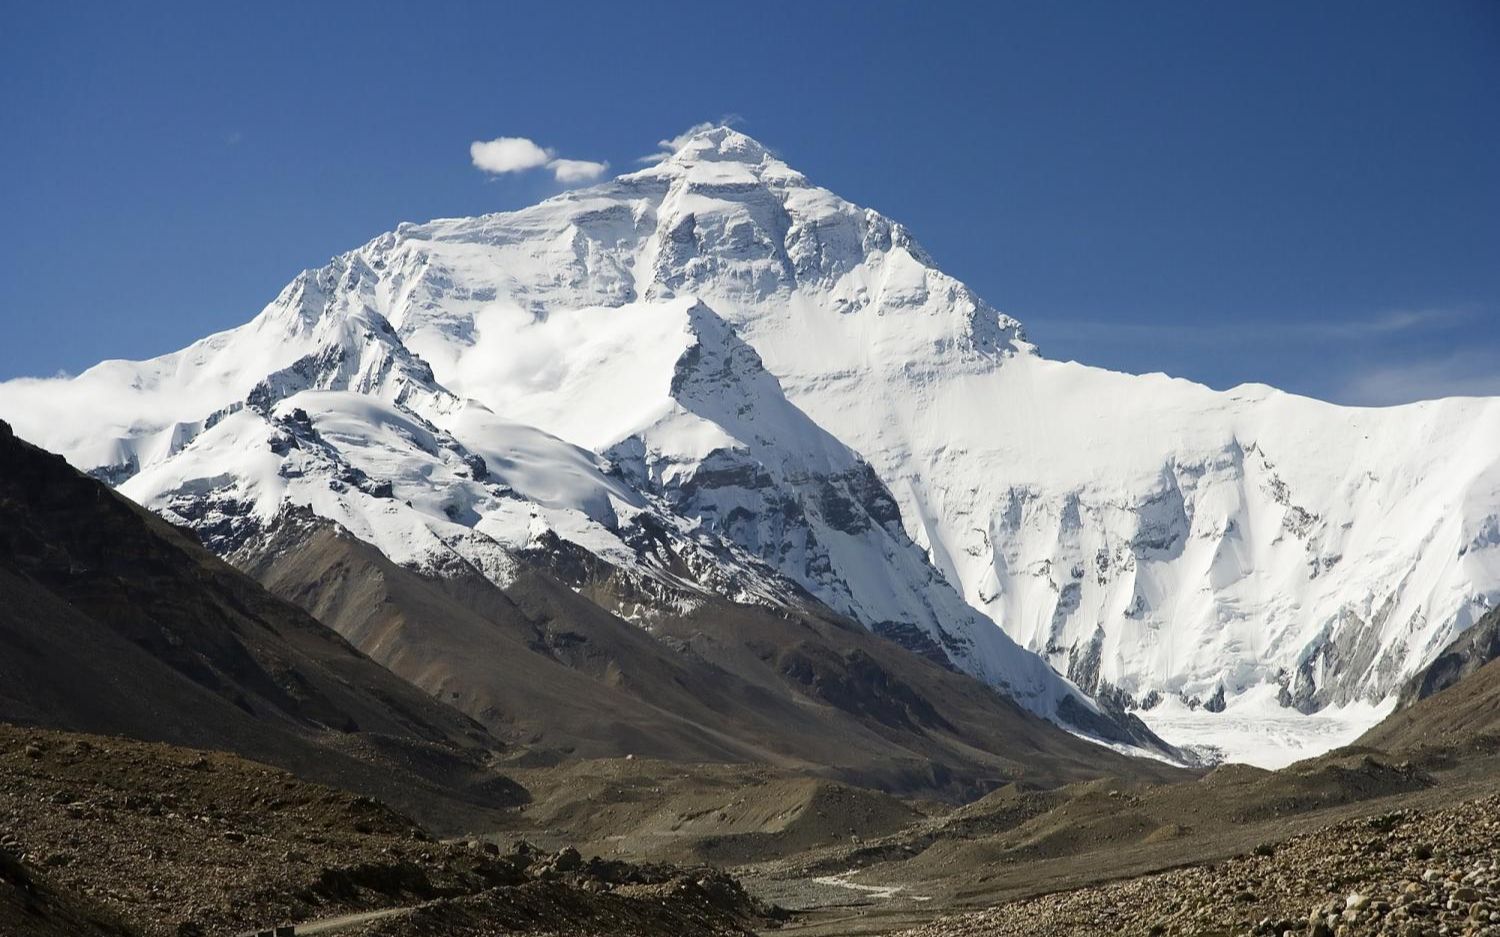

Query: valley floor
[8,713,1500,937]
[456,726,1500,936]
[727,775,1500,936]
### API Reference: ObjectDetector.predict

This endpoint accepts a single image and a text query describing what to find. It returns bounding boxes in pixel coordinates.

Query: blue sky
[2,1,1496,404]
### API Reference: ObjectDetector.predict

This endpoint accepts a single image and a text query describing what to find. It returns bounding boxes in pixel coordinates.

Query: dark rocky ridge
[1397,604,1500,707]
[0,419,519,832]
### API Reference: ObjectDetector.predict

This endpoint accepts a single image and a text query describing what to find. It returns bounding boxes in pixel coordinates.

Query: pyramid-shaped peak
[664,125,775,165]
[623,125,801,188]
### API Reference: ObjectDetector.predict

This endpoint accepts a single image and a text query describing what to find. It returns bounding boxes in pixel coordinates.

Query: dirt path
[240,906,411,936]
[811,871,930,902]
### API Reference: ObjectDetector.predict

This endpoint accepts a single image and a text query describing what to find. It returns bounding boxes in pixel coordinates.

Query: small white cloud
[547,158,609,183]
[469,135,610,186]
[470,136,554,175]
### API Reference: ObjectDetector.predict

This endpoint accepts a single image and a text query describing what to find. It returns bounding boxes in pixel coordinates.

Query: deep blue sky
[3,1,1496,403]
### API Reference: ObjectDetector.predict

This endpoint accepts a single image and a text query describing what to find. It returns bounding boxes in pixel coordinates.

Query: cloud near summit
[469,135,608,183]
[636,117,746,163]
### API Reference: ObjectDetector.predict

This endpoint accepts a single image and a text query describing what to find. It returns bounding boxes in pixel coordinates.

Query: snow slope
[4,126,1498,761]
[0,267,1105,730]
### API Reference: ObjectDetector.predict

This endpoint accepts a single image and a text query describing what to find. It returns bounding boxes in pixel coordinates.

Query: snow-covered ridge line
[0,252,1131,745]
[3,125,1497,763]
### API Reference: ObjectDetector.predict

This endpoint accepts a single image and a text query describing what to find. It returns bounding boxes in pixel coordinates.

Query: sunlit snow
[1140,686,1397,769]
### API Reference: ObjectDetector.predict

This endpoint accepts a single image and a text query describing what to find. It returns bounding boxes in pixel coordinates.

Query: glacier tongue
[4,124,1499,762]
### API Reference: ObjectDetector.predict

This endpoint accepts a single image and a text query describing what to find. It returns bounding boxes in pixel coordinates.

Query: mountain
[232,508,1182,795]
[0,174,1117,744]
[4,126,1497,762]
[0,418,522,830]
[0,414,1181,937]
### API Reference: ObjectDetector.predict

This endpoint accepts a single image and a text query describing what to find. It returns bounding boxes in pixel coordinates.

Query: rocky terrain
[896,794,1500,937]
[722,644,1500,935]
[0,844,134,937]
[8,662,1500,937]
[0,724,777,937]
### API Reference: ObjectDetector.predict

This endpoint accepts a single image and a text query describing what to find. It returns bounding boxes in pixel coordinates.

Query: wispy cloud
[469,135,609,185]
[1032,303,1496,405]
[1308,306,1478,339]
[1339,351,1500,406]
[1045,305,1479,348]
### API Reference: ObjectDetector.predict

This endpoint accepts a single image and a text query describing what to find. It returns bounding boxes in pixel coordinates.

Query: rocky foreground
[899,794,1500,937]
[0,725,777,937]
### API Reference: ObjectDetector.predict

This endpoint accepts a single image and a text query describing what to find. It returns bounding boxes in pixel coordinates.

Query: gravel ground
[0,725,776,937]
[897,794,1500,937]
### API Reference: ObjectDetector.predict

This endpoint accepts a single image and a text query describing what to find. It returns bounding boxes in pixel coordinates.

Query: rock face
[1396,605,1500,707]
[1358,611,1500,755]
[3,126,1500,747]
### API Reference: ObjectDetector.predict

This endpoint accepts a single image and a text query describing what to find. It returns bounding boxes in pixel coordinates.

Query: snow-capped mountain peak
[635,125,782,173]
[4,128,1498,765]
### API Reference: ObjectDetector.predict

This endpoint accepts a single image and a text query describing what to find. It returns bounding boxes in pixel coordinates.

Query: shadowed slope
[0,419,519,830]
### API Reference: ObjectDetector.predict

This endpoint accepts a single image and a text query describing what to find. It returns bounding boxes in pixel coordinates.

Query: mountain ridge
[231,504,1184,794]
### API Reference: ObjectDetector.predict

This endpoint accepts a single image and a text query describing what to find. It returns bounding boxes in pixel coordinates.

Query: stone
[553,846,583,872]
